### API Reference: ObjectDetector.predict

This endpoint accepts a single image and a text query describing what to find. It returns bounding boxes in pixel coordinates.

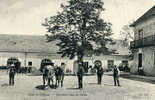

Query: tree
[42,0,115,63]
[120,25,134,47]
[120,24,135,60]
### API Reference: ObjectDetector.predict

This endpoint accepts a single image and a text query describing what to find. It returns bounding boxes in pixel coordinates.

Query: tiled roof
[0,34,129,55]
[0,34,59,53]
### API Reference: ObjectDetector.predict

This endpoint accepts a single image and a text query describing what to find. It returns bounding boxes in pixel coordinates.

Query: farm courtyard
[0,71,155,100]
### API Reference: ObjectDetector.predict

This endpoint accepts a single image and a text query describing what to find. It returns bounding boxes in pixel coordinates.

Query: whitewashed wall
[0,52,25,66]
[0,51,129,74]
[134,16,155,39]
[130,47,155,76]
[132,15,155,76]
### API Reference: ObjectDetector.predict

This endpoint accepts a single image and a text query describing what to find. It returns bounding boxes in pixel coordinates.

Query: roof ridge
[131,5,155,27]
[0,34,45,37]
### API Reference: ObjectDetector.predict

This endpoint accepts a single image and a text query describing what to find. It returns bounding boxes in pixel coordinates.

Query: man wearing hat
[60,62,65,87]
[113,65,120,86]
[8,64,16,85]
[47,64,55,86]
[77,62,85,89]
[96,62,104,85]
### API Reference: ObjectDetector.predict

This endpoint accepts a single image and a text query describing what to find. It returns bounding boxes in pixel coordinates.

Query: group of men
[7,62,66,88]
[7,62,121,89]
[42,63,65,88]
[97,64,120,86]
[77,62,121,89]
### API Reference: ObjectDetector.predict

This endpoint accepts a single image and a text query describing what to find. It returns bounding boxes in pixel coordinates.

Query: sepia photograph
[0,0,155,100]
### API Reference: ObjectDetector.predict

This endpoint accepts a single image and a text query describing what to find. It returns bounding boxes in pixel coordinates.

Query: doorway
[138,53,143,75]
[107,60,114,69]
[138,53,142,68]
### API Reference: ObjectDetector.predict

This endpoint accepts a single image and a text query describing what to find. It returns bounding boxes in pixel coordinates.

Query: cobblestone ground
[0,71,155,100]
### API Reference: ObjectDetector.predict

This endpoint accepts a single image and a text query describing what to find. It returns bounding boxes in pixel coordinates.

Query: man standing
[77,62,85,89]
[113,65,120,86]
[60,63,65,87]
[47,64,55,86]
[8,64,16,86]
[42,65,48,86]
[55,65,62,87]
[96,64,104,85]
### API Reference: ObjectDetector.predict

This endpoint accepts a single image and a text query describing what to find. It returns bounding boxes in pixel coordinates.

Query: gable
[131,5,155,27]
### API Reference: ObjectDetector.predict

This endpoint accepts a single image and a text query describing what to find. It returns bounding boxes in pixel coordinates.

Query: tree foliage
[120,24,134,47]
[42,0,115,60]
[120,24,135,60]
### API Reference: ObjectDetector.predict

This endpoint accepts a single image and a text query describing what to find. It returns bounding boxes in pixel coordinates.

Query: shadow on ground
[88,82,114,86]
[66,87,80,90]
[103,83,114,86]
[107,73,155,84]
[1,83,10,87]
[35,84,57,90]
[88,82,98,85]
[120,75,155,84]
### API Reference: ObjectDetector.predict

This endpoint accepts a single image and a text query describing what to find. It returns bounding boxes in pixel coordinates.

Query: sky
[0,0,155,39]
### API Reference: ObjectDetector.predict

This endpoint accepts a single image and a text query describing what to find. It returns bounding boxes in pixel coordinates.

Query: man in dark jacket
[96,63,104,84]
[55,66,62,87]
[77,62,85,89]
[8,64,16,85]
[42,65,48,86]
[113,65,120,86]
[60,63,65,87]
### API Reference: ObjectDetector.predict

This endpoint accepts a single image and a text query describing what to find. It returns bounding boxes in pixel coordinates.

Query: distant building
[130,6,155,76]
[0,34,129,73]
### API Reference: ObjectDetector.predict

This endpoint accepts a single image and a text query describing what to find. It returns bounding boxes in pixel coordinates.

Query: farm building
[0,34,129,73]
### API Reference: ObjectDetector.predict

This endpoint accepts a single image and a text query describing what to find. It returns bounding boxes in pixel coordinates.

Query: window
[28,61,32,66]
[107,60,114,69]
[122,60,128,67]
[154,52,155,66]
[138,29,143,39]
